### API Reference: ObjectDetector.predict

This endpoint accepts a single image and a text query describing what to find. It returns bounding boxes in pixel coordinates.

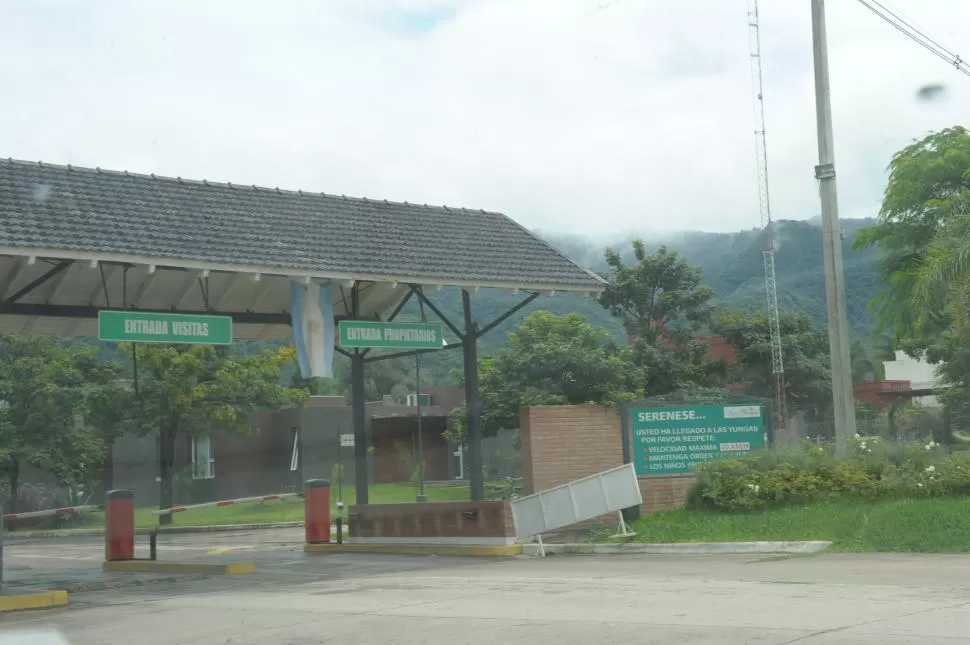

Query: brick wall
[520,405,624,495]
[520,404,694,516]
[639,475,694,513]
[349,501,515,544]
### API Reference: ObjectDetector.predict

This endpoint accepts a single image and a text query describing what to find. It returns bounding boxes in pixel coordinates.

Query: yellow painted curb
[304,543,522,557]
[0,590,68,612]
[102,560,255,575]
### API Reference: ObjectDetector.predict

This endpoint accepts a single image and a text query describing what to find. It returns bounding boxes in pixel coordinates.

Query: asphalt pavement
[2,531,970,644]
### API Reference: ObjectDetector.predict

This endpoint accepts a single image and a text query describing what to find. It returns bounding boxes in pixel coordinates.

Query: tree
[599,241,715,345]
[128,345,306,522]
[599,241,723,394]
[855,126,970,391]
[73,352,136,498]
[855,126,970,344]
[711,310,831,417]
[453,311,639,439]
[0,336,105,513]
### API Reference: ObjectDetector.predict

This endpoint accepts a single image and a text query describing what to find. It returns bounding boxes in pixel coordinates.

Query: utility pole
[811,0,857,455]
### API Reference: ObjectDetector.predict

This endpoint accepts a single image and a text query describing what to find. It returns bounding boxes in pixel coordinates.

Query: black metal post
[0,507,4,591]
[462,290,484,501]
[336,431,343,505]
[415,351,427,502]
[350,285,369,505]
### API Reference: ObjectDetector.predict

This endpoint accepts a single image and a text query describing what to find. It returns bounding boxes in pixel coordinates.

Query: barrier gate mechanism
[0,503,106,588]
[510,463,642,557]
[147,492,302,559]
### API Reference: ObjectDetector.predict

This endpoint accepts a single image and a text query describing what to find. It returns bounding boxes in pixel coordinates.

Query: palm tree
[914,200,970,332]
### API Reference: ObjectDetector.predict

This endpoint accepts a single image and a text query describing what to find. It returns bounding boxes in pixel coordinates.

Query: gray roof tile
[0,159,605,290]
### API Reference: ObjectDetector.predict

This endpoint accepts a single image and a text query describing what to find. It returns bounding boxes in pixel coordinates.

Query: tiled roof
[0,159,605,291]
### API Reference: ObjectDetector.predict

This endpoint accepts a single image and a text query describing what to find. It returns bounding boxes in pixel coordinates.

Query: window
[289,429,300,472]
[406,393,431,407]
[191,435,215,480]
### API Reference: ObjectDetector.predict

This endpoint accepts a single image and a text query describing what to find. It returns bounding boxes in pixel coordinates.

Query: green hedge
[686,437,970,511]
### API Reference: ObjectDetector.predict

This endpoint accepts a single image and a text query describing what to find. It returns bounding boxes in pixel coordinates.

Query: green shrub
[686,436,958,511]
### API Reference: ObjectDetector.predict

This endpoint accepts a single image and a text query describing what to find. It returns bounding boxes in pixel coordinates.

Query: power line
[868,0,960,59]
[856,0,969,76]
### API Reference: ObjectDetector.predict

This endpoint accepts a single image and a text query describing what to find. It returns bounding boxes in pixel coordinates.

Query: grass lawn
[601,498,970,553]
[6,483,471,532]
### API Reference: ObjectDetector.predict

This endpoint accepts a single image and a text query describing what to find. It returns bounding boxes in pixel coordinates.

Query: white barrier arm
[152,492,300,517]
[2,504,103,521]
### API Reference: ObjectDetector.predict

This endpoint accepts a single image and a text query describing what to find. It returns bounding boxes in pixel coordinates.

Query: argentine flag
[290,280,335,379]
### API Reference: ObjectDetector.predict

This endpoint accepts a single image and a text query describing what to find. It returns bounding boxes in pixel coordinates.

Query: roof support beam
[170,271,200,311]
[0,302,292,326]
[0,258,26,299]
[383,289,413,323]
[476,291,541,338]
[44,262,75,303]
[66,264,119,334]
[363,341,462,364]
[131,271,159,307]
[1,261,72,307]
[248,277,275,311]
[213,273,243,310]
[410,285,464,340]
[87,265,118,305]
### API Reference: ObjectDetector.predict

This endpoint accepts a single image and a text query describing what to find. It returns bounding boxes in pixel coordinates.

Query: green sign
[98,311,232,345]
[338,321,444,349]
[631,404,766,475]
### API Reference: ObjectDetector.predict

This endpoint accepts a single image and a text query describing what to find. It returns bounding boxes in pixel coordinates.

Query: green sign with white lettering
[338,321,444,349]
[98,311,233,345]
[631,404,766,475]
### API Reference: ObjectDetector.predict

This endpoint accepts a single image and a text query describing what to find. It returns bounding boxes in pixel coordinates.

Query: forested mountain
[399,217,885,385]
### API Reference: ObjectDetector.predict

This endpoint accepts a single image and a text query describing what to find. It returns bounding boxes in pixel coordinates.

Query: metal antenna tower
[747,0,787,428]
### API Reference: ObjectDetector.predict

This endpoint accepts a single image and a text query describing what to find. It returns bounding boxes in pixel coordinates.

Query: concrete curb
[0,590,68,612]
[103,560,256,575]
[305,543,522,557]
[520,541,833,556]
[2,521,307,540]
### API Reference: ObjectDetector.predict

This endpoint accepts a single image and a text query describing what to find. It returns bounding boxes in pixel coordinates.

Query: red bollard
[304,479,331,544]
[105,489,135,561]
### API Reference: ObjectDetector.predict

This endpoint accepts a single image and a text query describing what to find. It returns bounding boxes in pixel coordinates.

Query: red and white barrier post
[105,489,135,561]
[304,479,331,544]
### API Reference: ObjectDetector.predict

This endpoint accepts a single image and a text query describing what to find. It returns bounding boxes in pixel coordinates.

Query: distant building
[851,350,947,410]
[109,386,519,504]
[883,350,944,406]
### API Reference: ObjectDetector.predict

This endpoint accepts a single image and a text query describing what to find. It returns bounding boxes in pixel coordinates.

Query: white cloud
[0,0,967,236]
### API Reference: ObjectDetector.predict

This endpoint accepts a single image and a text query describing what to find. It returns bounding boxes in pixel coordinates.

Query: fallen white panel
[511,463,642,540]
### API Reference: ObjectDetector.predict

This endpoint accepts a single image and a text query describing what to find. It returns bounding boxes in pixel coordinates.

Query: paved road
[4,540,970,644]
[0,528,306,592]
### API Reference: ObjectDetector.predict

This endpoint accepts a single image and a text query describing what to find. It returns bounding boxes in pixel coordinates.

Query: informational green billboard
[98,310,232,345]
[338,321,444,349]
[630,404,766,475]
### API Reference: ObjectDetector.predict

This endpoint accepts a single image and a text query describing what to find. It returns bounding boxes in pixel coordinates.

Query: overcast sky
[1,0,967,237]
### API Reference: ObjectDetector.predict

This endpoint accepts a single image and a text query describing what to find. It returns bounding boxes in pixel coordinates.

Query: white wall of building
[883,350,941,406]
